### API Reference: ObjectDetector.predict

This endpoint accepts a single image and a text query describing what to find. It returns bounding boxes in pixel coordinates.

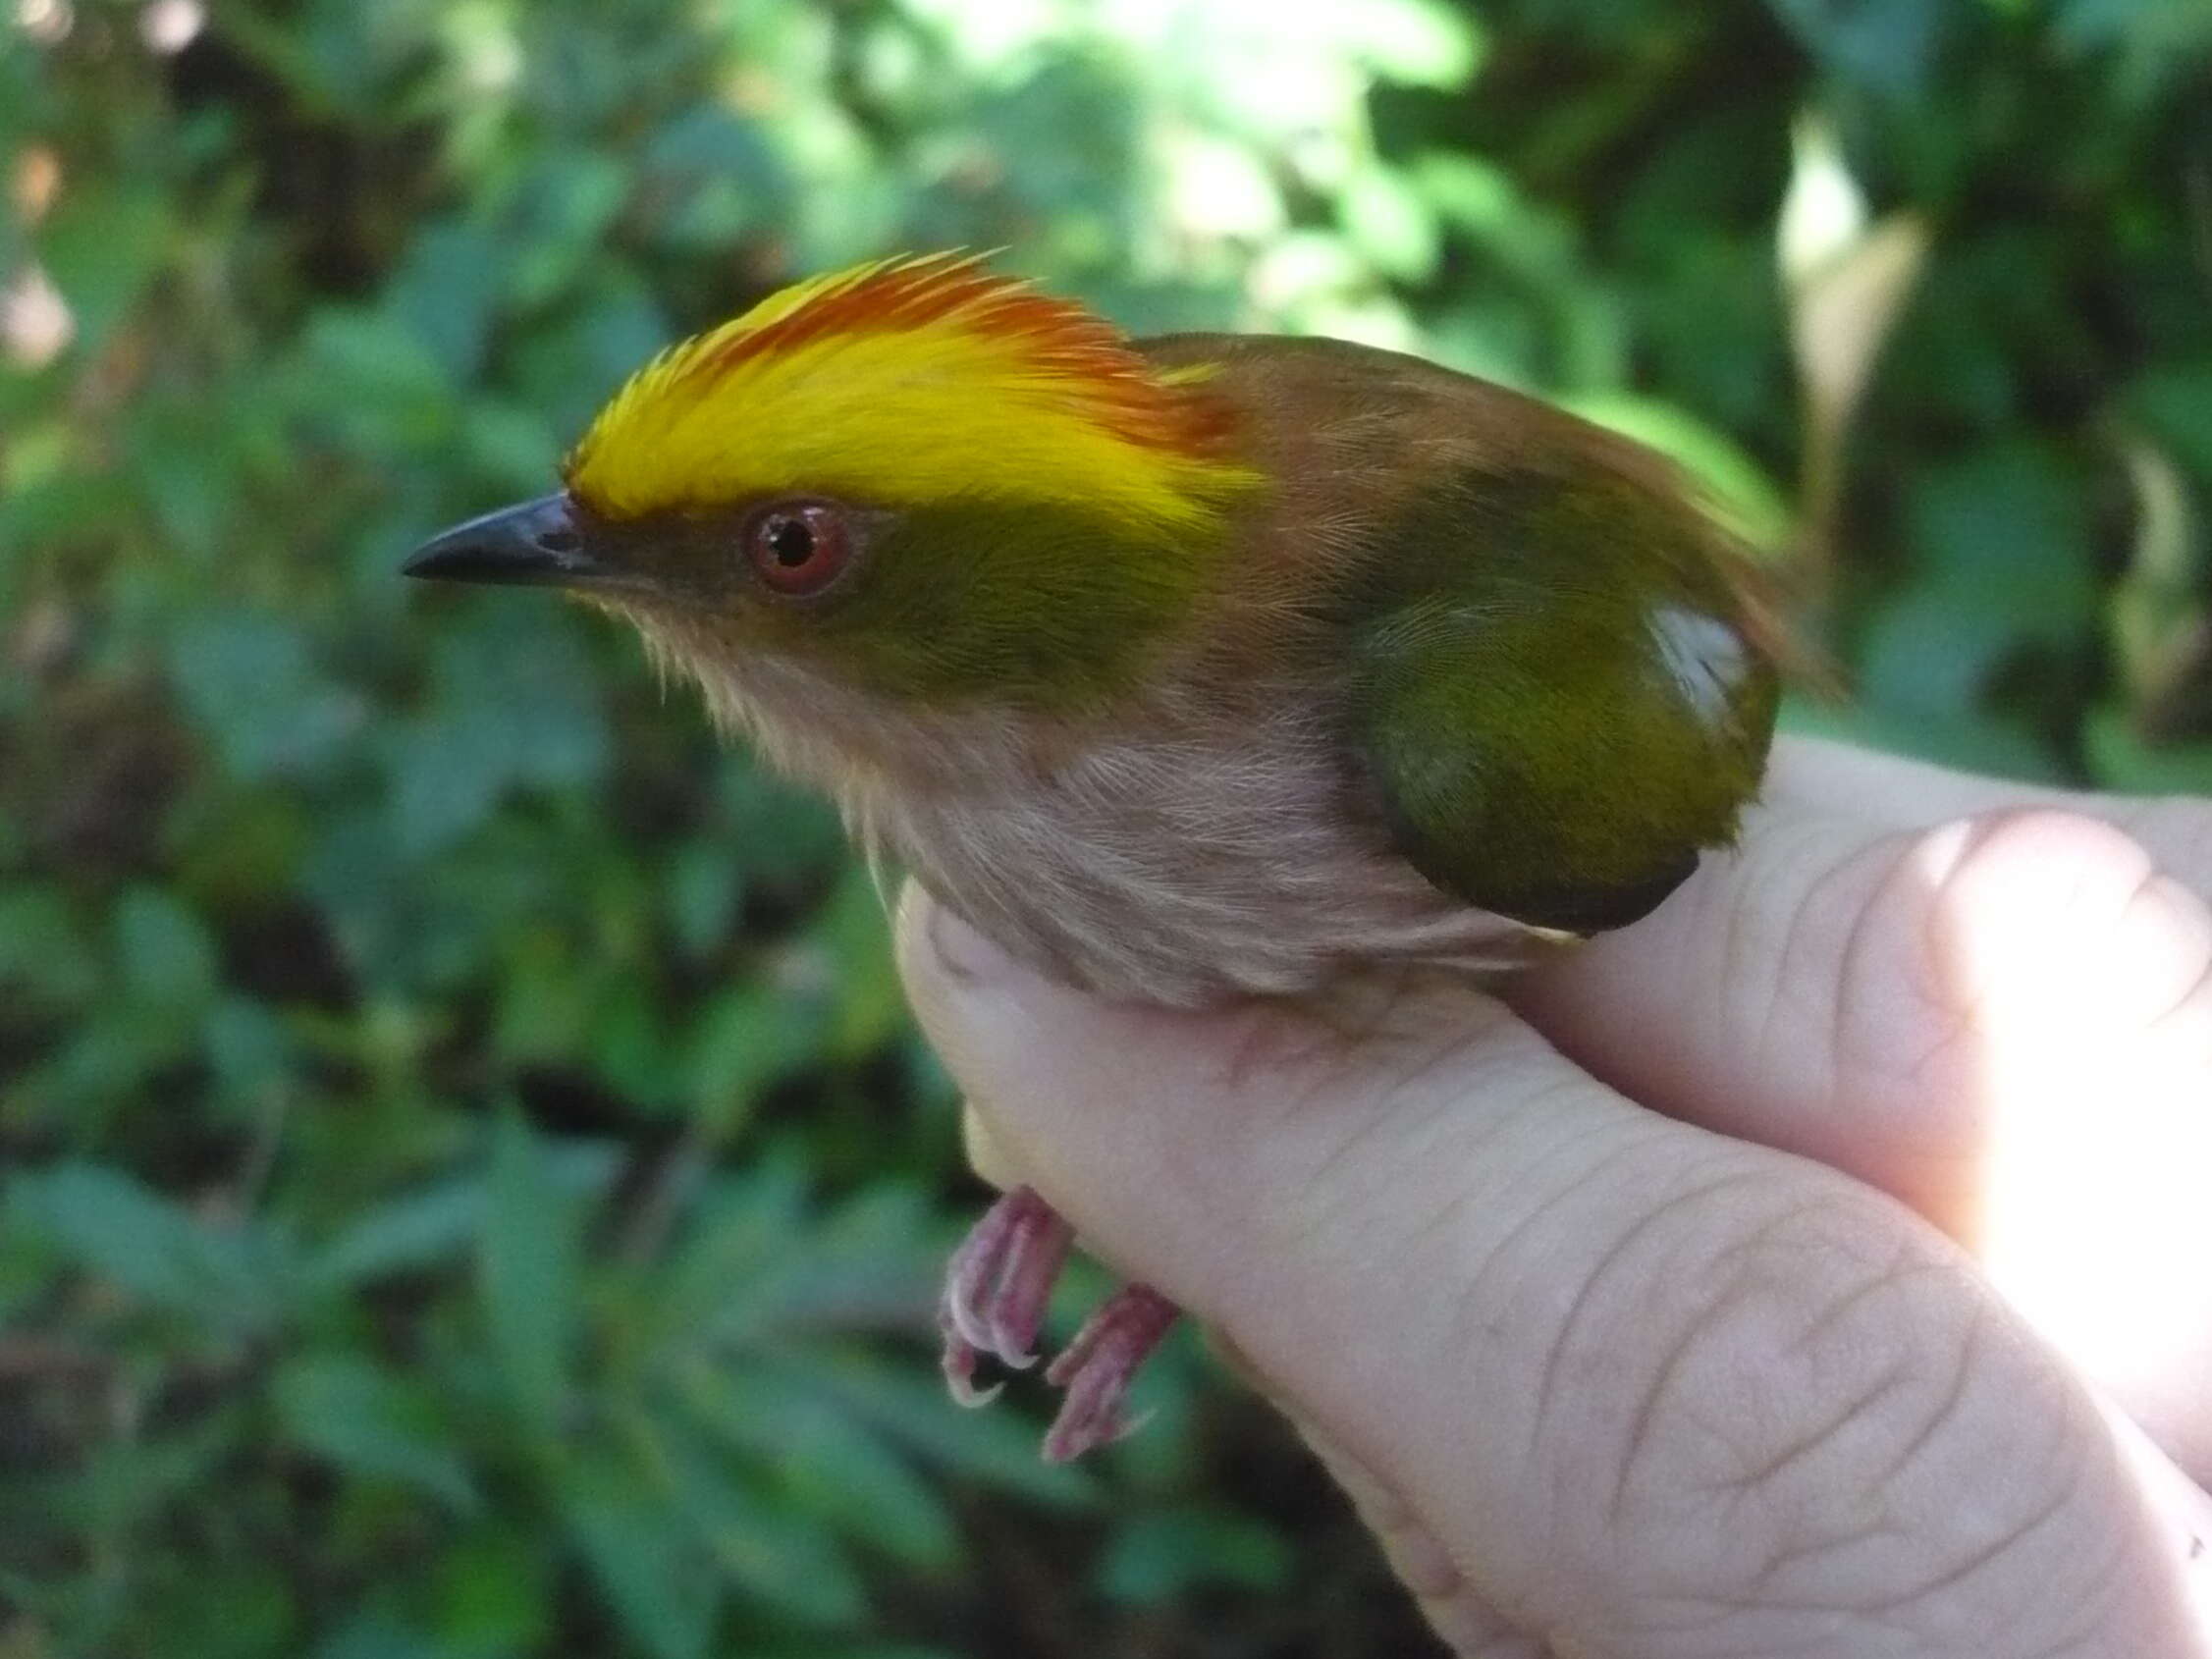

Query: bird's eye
[746,501,850,597]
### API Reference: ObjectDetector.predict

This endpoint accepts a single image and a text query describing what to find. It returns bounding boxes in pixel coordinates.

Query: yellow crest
[563,253,1254,529]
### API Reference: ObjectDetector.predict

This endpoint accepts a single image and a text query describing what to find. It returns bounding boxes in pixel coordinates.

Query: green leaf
[5,1162,276,1331]
[560,1462,721,1659]
[1766,0,1950,96]
[683,984,818,1134]
[33,183,173,354]
[113,886,219,1014]
[310,1178,485,1288]
[204,995,298,1116]
[1097,1505,1292,1605]
[1340,0,1484,86]
[679,1366,958,1570]
[309,1613,440,1659]
[1340,164,1438,281]
[2083,708,2212,795]
[386,219,505,382]
[808,867,905,1060]
[0,882,98,1010]
[169,614,361,780]
[275,1353,480,1512]
[2130,361,2212,482]
[660,1158,810,1338]
[141,1558,298,1659]
[665,838,743,961]
[663,1436,868,1627]
[808,1354,1095,1509]
[294,306,457,454]
[478,1111,583,1439]
[1902,442,2087,641]
[429,1525,556,1657]
[500,150,631,310]
[387,607,611,856]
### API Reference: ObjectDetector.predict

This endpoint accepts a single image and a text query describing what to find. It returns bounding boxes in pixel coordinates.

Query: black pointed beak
[403,493,609,588]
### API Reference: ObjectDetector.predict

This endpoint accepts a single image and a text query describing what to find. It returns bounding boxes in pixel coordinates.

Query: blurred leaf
[680,1366,958,1570]
[387,606,611,855]
[665,837,744,961]
[2130,361,2212,481]
[114,886,219,1014]
[501,150,631,310]
[204,994,298,1115]
[808,868,905,1059]
[1766,0,1950,95]
[684,984,818,1135]
[5,1162,276,1331]
[2084,707,2212,794]
[169,614,362,781]
[309,1613,441,1659]
[275,1353,480,1512]
[32,184,172,355]
[428,1525,555,1658]
[560,1463,721,1659]
[1340,165,1438,280]
[0,883,98,1010]
[294,307,457,454]
[1097,1504,1291,1605]
[387,220,506,383]
[479,1110,583,1439]
[1339,0,1484,85]
[140,1559,297,1659]
[811,1353,1095,1509]
[1902,443,2097,638]
[308,1177,485,1287]
[664,1434,870,1627]
[657,1157,809,1339]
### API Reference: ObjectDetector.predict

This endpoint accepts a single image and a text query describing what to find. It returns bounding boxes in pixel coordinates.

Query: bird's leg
[1041,1283,1178,1463]
[938,1185,1181,1460]
[939,1185,1073,1404]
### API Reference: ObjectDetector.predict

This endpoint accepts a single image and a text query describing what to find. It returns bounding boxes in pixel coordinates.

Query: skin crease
[896,735,2212,1659]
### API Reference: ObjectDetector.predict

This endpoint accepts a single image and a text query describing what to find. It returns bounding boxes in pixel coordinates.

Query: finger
[1294,1412,1550,1659]
[1512,801,2212,1477]
[1771,735,2212,894]
[898,890,2212,1659]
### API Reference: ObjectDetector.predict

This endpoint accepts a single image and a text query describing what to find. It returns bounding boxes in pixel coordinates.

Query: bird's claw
[1041,1283,1177,1463]
[939,1185,1073,1404]
[937,1188,1180,1459]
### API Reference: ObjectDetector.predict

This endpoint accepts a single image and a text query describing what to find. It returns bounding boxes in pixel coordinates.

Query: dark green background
[4,1,2209,1654]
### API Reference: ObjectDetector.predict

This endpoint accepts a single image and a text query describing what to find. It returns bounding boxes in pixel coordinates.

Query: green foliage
[2,0,2208,1655]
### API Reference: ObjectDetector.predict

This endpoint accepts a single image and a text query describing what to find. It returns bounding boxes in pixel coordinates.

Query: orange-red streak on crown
[678,254,1241,465]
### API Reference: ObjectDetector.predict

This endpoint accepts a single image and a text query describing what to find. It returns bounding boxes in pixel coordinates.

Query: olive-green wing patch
[1347,468,1777,934]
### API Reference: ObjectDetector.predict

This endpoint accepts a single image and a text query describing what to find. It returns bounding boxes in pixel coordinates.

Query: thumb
[895,887,2212,1659]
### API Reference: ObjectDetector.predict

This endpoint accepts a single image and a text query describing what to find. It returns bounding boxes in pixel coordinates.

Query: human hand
[895,735,2212,1658]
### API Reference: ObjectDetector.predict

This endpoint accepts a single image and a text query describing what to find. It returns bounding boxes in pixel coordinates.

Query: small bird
[405,253,1779,1461]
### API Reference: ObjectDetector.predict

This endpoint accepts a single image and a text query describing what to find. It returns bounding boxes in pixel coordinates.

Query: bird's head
[405,254,1260,773]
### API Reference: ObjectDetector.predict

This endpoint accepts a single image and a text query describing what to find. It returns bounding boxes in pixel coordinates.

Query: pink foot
[1041,1283,1178,1463]
[939,1186,1073,1406]
[937,1188,1183,1459]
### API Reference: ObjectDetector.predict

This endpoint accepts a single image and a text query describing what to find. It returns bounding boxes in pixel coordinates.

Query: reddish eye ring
[746,501,850,596]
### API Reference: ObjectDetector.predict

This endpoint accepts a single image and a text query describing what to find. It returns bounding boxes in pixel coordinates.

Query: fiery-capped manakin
[405,253,1779,1461]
